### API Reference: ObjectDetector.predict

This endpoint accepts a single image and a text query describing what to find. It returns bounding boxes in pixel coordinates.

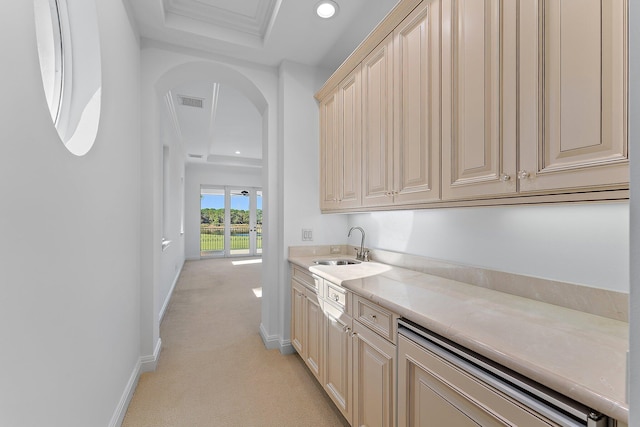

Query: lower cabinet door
[291,280,306,356]
[353,321,396,427]
[305,291,323,381]
[324,303,353,422]
[398,335,560,427]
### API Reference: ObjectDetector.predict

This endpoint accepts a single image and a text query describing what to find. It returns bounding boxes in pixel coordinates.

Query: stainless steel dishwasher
[397,319,608,427]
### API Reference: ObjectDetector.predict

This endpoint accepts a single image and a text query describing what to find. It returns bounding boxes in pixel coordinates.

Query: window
[34,0,63,124]
[34,0,102,156]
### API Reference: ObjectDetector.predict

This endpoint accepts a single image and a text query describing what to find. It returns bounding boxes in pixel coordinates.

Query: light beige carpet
[122,257,349,427]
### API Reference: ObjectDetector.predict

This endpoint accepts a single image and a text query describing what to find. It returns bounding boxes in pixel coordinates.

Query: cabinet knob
[500,174,511,182]
[517,170,530,180]
[331,293,339,302]
[368,314,377,322]
[344,326,351,334]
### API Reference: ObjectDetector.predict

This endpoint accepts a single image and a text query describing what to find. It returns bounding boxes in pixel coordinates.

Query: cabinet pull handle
[517,170,530,180]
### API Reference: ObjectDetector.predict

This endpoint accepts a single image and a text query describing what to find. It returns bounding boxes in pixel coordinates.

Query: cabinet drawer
[292,266,320,294]
[305,286,322,305]
[325,281,349,313]
[354,295,397,343]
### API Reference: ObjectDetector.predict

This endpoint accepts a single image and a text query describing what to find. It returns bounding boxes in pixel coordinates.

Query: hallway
[122,258,348,426]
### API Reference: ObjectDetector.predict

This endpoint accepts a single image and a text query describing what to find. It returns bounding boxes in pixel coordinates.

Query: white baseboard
[259,323,295,355]
[109,338,162,427]
[279,340,296,355]
[259,323,280,349]
[140,338,162,373]
[108,358,140,427]
[159,259,184,323]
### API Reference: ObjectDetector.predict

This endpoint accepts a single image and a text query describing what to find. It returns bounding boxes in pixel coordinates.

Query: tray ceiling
[129,0,399,165]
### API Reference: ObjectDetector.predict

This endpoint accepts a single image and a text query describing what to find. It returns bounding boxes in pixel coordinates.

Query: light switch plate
[302,228,313,241]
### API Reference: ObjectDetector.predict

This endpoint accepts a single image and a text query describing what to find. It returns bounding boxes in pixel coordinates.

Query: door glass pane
[201,188,225,256]
[230,190,251,256]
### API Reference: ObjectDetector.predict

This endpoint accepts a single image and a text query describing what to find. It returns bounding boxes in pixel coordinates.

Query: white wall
[348,203,629,292]
[281,61,348,248]
[143,49,351,354]
[185,163,262,259]
[139,45,287,357]
[280,61,349,348]
[159,139,186,322]
[0,1,141,426]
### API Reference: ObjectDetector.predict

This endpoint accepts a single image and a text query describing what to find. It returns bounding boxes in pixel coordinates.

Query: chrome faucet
[348,226,368,261]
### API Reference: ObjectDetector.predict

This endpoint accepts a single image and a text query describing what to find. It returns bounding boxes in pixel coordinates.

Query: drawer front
[292,265,320,294]
[354,295,396,343]
[325,281,348,313]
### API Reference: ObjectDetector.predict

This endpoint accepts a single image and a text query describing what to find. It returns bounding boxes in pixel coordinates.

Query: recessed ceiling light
[316,1,339,19]
[235,151,241,155]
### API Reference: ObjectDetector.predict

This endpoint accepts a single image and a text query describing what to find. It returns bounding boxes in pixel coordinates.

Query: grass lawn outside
[200,233,262,251]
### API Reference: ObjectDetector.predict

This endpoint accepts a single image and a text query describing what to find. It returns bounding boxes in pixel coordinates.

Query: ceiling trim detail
[207,83,220,148]
[164,90,183,141]
[163,0,279,39]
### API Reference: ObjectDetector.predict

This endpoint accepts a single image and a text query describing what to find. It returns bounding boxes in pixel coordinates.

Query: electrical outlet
[330,245,341,254]
[302,228,313,241]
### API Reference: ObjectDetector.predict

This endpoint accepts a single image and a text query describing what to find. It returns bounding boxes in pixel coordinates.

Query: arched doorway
[141,59,279,369]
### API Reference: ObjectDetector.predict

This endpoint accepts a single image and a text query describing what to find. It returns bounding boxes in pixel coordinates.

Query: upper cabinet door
[337,67,362,209]
[319,92,340,210]
[519,0,629,193]
[393,0,441,205]
[362,34,395,208]
[441,0,518,200]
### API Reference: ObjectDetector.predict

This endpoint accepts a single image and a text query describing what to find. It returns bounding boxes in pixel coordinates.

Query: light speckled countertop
[289,255,629,423]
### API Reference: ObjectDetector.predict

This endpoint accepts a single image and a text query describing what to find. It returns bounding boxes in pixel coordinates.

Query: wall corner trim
[259,323,280,349]
[259,324,295,355]
[140,338,162,373]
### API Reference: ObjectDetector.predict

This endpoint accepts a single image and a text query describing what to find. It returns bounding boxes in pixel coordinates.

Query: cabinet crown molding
[314,0,422,102]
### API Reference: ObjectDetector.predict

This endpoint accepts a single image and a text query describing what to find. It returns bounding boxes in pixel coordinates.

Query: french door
[200,186,262,258]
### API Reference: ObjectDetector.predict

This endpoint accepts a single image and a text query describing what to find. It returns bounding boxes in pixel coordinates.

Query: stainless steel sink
[313,259,361,266]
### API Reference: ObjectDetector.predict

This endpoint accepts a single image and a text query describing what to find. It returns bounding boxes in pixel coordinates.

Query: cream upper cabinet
[362,1,441,207]
[362,34,394,207]
[338,68,363,208]
[319,0,628,211]
[320,68,363,211]
[393,0,441,205]
[518,0,628,193]
[441,0,518,200]
[319,91,340,210]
